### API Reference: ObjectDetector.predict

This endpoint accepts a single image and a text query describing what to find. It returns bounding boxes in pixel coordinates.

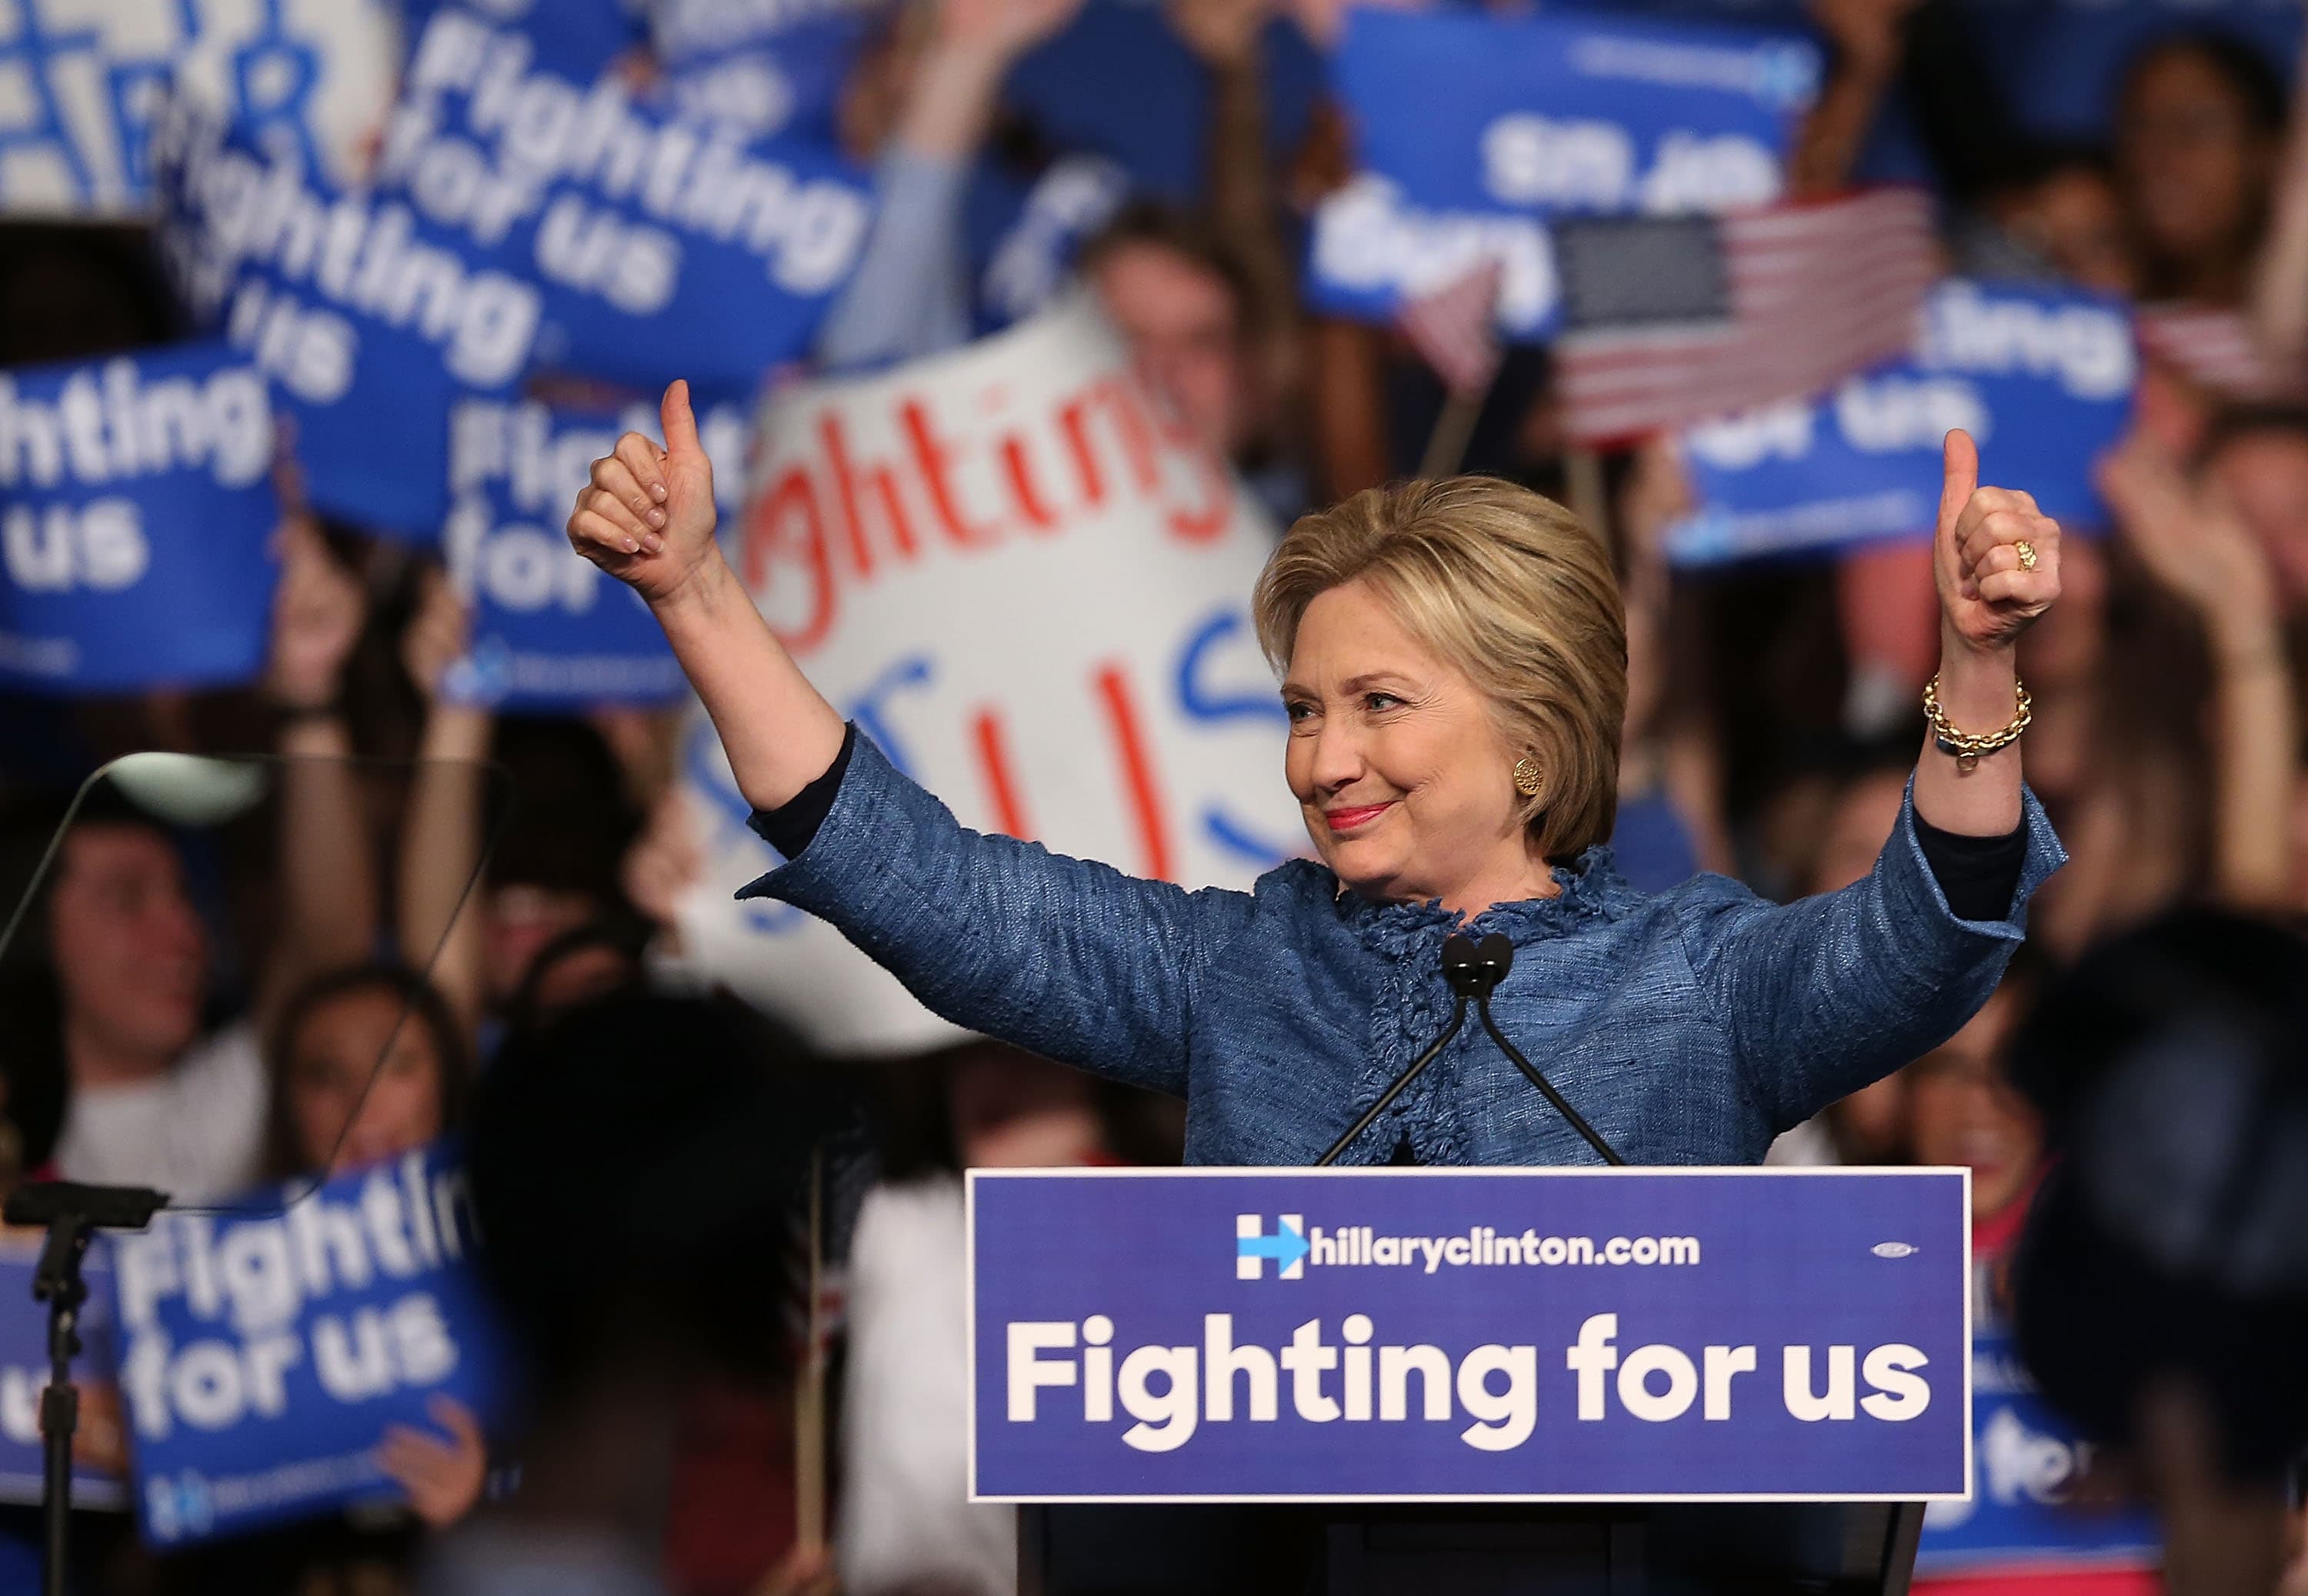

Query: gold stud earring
[1511,756,1543,798]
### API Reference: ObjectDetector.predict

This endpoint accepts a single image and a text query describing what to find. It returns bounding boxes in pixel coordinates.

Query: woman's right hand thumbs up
[568,379,726,607]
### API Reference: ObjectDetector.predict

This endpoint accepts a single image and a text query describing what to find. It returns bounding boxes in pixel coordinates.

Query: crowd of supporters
[4,0,2308,1590]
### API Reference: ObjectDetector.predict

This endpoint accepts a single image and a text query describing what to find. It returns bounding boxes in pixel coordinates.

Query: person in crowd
[1906,948,2047,1308]
[265,962,473,1184]
[2193,404,2308,617]
[271,962,491,1549]
[2008,911,2308,1596]
[148,964,489,1595]
[817,0,1304,513]
[0,514,379,1201]
[501,915,653,1037]
[569,383,2060,1166]
[430,990,850,1596]
[1969,145,2140,295]
[2099,425,2300,914]
[1908,945,2166,1596]
[393,567,651,1051]
[839,1041,1136,1596]
[2116,31,2290,308]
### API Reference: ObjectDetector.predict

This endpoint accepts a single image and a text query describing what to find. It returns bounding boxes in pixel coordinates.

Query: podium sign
[970,1168,1968,1503]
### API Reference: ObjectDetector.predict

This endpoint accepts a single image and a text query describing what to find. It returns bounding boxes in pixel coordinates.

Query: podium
[971,1168,1966,1596]
[1019,1500,1925,1594]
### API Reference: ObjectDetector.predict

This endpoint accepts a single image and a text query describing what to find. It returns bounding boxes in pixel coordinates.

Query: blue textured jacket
[742,734,2066,1167]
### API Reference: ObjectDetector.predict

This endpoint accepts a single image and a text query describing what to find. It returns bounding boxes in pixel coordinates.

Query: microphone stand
[3,1181,168,1596]
[1317,933,1626,1168]
[1316,971,1470,1168]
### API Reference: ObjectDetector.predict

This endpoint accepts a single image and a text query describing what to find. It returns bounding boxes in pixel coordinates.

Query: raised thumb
[661,378,702,461]
[1939,428,1979,535]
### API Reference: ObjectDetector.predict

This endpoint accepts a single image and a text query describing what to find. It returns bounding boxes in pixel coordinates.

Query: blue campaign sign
[441,397,721,708]
[971,1168,1969,1501]
[403,0,649,81]
[0,1241,125,1508]
[1306,8,1819,341]
[1668,279,2136,568]
[152,104,542,541]
[653,0,889,142]
[1005,1,1325,204]
[0,0,398,216]
[0,342,282,694]
[109,1144,508,1548]
[966,155,1135,335]
[379,9,875,393]
[1916,1331,2160,1576]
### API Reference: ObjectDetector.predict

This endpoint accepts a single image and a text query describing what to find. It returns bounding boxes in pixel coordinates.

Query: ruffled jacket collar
[1330,845,1629,960]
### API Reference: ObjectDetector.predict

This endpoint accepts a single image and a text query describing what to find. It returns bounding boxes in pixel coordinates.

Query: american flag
[1553,188,1940,445]
[2134,304,2308,401]
[1397,258,1506,397]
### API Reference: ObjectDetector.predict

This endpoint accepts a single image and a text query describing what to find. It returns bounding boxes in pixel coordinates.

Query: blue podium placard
[970,1168,1969,1502]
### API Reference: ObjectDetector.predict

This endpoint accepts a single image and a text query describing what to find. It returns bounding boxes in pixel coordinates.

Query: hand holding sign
[1935,429,2062,655]
[571,382,719,606]
[378,1394,489,1528]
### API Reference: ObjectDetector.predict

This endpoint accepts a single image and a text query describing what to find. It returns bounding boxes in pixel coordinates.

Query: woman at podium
[566,382,2063,1167]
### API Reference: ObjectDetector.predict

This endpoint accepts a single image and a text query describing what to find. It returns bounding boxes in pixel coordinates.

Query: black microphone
[1456,933,1626,1165]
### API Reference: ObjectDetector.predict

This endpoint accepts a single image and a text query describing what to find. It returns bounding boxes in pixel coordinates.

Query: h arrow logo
[1236,1213,1309,1280]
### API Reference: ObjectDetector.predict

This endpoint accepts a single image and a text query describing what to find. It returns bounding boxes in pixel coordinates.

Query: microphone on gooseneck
[1452,933,1626,1165]
[1314,935,1479,1167]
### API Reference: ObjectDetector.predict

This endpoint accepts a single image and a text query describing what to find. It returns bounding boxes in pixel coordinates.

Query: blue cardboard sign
[1916,1330,2160,1575]
[966,155,1134,336]
[652,0,889,142]
[152,104,542,541]
[0,1242,124,1508]
[1669,280,2136,567]
[379,9,875,392]
[1005,1,1325,204]
[1306,8,1819,341]
[0,342,281,694]
[970,1168,1969,1501]
[441,396,745,708]
[403,0,649,82]
[110,1144,507,1548]
[0,0,396,215]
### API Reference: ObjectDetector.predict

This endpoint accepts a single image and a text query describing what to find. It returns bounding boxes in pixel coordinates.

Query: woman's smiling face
[1281,579,1549,915]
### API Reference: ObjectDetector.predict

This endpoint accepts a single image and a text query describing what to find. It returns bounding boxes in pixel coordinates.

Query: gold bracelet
[1921,675,2031,773]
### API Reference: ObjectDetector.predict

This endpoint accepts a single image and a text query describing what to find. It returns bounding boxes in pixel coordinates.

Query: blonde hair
[1252,477,1627,862]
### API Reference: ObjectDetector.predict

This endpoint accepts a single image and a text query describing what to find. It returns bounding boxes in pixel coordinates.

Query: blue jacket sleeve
[736,731,1257,1097]
[1669,781,2066,1132]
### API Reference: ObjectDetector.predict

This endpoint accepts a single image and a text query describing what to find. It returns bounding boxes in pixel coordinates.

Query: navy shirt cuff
[1911,811,2027,922]
[748,722,857,859]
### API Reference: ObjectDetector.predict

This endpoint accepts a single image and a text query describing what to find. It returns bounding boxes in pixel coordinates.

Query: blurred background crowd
[4,0,2308,1590]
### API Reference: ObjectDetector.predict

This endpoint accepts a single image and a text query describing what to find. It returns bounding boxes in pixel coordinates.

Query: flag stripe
[1556,187,1938,443]
[1397,259,1505,397]
[2134,304,2306,400]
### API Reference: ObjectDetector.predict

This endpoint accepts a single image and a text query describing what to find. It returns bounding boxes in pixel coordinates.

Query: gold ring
[2014,538,2038,572]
